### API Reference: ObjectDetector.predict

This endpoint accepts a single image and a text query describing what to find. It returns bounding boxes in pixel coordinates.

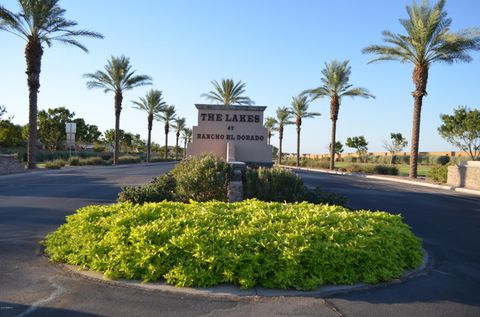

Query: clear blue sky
[1,0,479,154]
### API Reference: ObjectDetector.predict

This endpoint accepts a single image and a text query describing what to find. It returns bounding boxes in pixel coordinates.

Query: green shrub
[45,159,66,169]
[372,165,399,175]
[244,167,304,202]
[344,164,373,173]
[118,155,142,164]
[244,167,346,206]
[44,200,423,290]
[428,165,448,183]
[172,154,231,202]
[68,156,81,166]
[81,156,105,165]
[118,173,176,204]
[436,155,450,166]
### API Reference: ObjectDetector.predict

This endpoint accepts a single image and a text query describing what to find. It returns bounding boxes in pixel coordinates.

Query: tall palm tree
[0,0,103,169]
[264,117,278,145]
[132,89,166,162]
[303,60,374,170]
[289,95,321,167]
[363,0,480,178]
[173,117,186,160]
[275,107,293,165]
[201,79,253,105]
[84,55,152,164]
[157,105,176,160]
[181,127,192,159]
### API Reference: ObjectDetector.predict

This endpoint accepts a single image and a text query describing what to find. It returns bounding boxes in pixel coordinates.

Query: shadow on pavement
[0,301,101,317]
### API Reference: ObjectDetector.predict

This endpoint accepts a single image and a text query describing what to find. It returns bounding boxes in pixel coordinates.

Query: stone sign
[187,104,273,164]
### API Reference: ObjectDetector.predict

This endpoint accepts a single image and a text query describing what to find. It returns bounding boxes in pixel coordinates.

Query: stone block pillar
[447,161,480,190]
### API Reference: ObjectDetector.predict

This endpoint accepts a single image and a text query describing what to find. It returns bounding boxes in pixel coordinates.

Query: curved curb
[61,250,430,299]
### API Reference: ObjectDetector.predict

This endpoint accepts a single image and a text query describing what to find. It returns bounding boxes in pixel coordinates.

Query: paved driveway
[0,164,479,316]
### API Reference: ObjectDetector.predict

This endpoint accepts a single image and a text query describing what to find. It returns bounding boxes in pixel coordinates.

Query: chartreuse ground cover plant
[44,200,422,290]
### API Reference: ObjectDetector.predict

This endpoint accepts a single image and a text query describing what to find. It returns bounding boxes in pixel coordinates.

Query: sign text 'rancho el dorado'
[187,104,273,164]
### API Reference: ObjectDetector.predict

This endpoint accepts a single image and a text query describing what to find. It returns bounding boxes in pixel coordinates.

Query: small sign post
[65,122,76,158]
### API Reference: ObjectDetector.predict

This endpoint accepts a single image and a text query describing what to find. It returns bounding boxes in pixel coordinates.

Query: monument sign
[187,104,272,164]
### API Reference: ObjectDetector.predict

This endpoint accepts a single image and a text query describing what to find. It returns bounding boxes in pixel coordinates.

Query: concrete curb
[62,251,430,299]
[278,165,480,196]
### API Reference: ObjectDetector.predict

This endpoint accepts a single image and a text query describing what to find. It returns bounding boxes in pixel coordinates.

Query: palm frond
[364,0,480,67]
[202,78,253,105]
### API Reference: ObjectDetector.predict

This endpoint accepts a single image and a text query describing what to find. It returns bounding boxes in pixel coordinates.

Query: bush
[82,157,106,165]
[172,154,231,202]
[428,165,448,183]
[118,155,142,164]
[118,173,176,204]
[344,164,373,173]
[68,156,81,166]
[45,159,66,169]
[372,165,399,175]
[244,167,305,202]
[44,200,423,290]
[436,155,450,166]
[244,167,346,206]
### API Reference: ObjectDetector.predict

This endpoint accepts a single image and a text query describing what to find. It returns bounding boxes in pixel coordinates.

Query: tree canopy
[438,106,480,160]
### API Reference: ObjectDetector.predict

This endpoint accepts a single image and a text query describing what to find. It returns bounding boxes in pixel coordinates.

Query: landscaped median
[43,199,423,291]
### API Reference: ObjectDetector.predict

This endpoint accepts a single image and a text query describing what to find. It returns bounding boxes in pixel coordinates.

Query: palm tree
[173,117,186,160]
[0,0,103,169]
[181,127,192,158]
[264,117,278,145]
[289,95,321,167]
[157,105,177,160]
[84,55,152,164]
[363,0,480,178]
[132,89,166,162]
[201,79,253,105]
[303,60,374,170]
[275,107,293,165]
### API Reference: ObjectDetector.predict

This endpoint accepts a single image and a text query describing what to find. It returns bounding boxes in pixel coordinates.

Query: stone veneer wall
[447,161,480,190]
[0,154,25,175]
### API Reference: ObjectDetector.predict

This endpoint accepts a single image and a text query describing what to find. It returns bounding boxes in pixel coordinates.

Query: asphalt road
[0,163,479,317]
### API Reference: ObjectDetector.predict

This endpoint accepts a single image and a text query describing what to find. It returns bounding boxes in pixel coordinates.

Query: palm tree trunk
[114,91,123,165]
[279,126,284,165]
[146,115,152,162]
[410,97,423,178]
[296,126,301,167]
[164,124,169,160]
[329,96,340,170]
[183,139,187,158]
[25,40,43,169]
[329,119,337,170]
[410,64,428,178]
[175,132,180,160]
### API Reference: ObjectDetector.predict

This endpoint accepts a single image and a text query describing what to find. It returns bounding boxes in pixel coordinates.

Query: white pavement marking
[13,277,65,317]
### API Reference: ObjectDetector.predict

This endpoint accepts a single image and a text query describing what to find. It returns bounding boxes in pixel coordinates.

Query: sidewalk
[278,164,480,196]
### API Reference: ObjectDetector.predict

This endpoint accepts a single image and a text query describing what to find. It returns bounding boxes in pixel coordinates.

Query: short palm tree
[173,117,186,160]
[363,0,480,178]
[132,89,166,162]
[157,105,177,160]
[201,79,253,105]
[84,55,152,164]
[289,95,321,167]
[264,117,278,145]
[0,0,103,169]
[275,107,293,165]
[181,127,192,158]
[303,60,374,170]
